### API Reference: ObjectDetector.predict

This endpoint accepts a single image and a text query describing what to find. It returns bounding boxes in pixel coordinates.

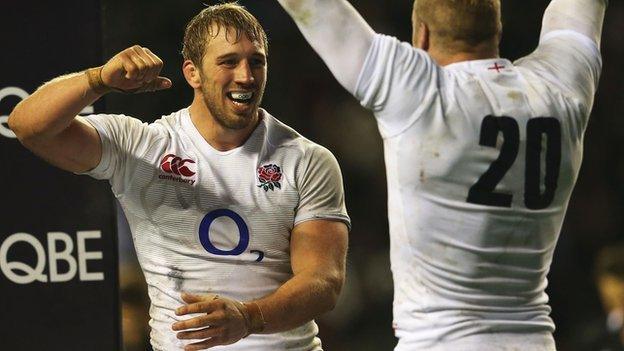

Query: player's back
[355,31,601,350]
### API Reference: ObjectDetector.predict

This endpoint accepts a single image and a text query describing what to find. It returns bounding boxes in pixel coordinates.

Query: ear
[415,22,429,51]
[182,60,202,89]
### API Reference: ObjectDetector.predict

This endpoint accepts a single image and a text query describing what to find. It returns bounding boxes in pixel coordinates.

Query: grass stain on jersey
[290,0,313,26]
[167,267,184,291]
[507,91,523,102]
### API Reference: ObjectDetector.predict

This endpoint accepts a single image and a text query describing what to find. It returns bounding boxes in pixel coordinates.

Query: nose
[234,60,255,86]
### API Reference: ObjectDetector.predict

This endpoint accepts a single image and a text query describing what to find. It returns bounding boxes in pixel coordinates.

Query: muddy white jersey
[82,108,350,351]
[355,31,601,350]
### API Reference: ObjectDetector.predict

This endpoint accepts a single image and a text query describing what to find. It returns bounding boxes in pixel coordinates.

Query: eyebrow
[215,52,266,61]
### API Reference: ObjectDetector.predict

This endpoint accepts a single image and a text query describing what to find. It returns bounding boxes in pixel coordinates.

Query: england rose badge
[257,164,282,191]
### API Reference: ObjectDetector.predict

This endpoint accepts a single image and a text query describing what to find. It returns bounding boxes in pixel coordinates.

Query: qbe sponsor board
[0,1,120,350]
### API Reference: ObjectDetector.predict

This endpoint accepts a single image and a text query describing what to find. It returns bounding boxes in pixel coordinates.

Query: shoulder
[84,109,182,134]
[262,110,339,169]
[85,110,189,163]
[151,109,188,134]
[356,34,440,134]
[268,112,334,150]
[514,30,602,74]
[263,110,309,151]
[367,34,419,57]
[126,108,190,148]
[514,30,602,107]
[359,34,436,77]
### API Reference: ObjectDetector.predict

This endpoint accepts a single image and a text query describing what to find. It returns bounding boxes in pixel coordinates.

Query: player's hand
[100,45,172,93]
[172,292,249,350]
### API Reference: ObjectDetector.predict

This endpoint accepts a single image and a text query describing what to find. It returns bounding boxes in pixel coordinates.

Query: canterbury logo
[160,154,196,177]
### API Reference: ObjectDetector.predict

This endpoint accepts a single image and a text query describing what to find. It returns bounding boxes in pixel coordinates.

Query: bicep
[23,117,101,173]
[290,220,348,276]
[278,0,375,93]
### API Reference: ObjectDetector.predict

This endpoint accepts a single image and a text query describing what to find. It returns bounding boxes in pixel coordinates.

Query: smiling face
[195,25,267,130]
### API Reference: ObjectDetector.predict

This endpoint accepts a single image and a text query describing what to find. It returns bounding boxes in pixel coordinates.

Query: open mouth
[227,91,254,104]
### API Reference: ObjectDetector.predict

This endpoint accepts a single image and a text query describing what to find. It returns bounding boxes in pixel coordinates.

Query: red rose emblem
[257,164,282,191]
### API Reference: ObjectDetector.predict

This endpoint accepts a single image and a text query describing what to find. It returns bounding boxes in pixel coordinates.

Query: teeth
[230,92,253,101]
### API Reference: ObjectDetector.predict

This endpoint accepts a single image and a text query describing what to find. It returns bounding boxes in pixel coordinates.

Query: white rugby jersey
[355,31,601,350]
[82,108,350,351]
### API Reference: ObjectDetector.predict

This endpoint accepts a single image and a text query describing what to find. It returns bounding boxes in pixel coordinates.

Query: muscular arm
[253,219,348,333]
[8,46,170,173]
[277,0,375,93]
[8,73,103,173]
[541,0,608,45]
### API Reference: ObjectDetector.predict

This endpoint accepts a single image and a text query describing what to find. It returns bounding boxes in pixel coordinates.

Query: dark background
[3,0,622,350]
[0,1,119,350]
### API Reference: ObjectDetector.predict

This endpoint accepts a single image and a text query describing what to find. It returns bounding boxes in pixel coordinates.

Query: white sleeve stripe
[294,214,352,231]
[540,29,601,54]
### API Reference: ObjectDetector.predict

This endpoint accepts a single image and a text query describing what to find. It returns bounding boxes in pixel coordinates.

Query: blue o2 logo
[199,209,249,256]
[198,209,264,262]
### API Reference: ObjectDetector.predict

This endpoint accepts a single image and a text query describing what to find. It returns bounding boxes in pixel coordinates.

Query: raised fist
[99,45,172,93]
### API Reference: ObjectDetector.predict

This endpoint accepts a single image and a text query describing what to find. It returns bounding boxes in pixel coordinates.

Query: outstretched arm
[8,46,171,173]
[277,0,376,93]
[541,0,608,45]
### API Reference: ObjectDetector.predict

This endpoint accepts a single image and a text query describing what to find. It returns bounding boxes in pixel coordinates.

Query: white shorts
[395,332,556,351]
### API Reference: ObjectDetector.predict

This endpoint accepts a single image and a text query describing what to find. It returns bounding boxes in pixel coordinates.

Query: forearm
[541,0,608,45]
[8,70,100,143]
[251,268,343,334]
[276,0,375,93]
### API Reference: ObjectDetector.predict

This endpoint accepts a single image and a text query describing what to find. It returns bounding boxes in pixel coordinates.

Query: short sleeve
[354,34,439,138]
[515,30,602,111]
[80,114,153,193]
[294,144,351,230]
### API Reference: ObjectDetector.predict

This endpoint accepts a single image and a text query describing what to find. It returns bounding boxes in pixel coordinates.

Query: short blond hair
[182,2,268,65]
[414,0,501,52]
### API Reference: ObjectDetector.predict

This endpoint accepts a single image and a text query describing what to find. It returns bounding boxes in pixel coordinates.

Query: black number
[525,118,561,209]
[467,116,561,209]
[467,116,519,207]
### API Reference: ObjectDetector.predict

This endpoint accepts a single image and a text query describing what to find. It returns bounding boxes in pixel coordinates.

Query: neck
[429,48,499,67]
[188,94,260,152]
[424,40,500,66]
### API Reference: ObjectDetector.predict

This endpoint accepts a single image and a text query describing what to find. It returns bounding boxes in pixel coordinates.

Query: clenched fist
[90,45,172,94]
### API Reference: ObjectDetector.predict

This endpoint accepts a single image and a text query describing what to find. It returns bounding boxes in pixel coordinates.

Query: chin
[220,113,256,130]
